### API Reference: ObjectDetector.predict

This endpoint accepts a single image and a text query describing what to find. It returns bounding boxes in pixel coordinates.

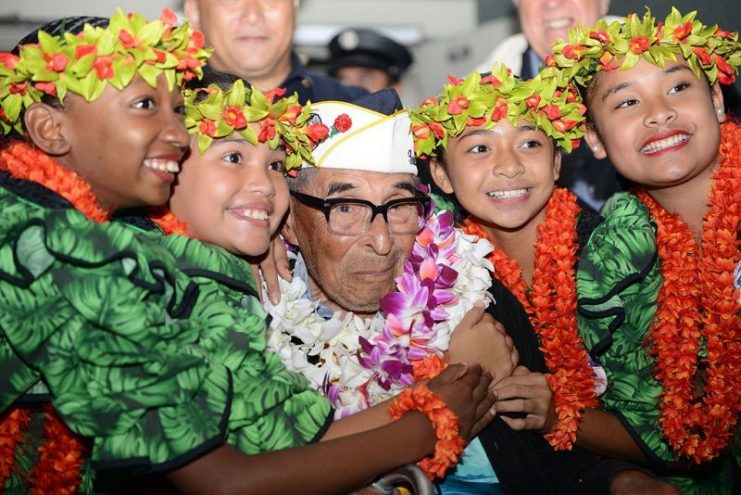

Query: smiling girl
[549,8,740,493]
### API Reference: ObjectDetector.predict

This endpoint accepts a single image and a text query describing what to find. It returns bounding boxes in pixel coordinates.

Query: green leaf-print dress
[0,173,331,492]
[577,192,736,495]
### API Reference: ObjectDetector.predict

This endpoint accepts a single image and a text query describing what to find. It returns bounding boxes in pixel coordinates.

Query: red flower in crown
[93,56,114,80]
[490,98,508,122]
[673,22,692,42]
[562,44,585,60]
[542,104,562,120]
[160,7,178,26]
[430,122,445,139]
[526,94,541,109]
[265,87,287,104]
[715,28,733,39]
[223,106,247,129]
[691,46,712,65]
[306,122,329,143]
[333,113,352,132]
[421,96,438,107]
[44,52,69,72]
[119,30,138,49]
[279,104,303,125]
[35,82,57,96]
[0,53,20,69]
[715,56,735,85]
[259,118,277,142]
[589,30,611,44]
[447,95,469,115]
[412,124,432,140]
[599,52,621,71]
[629,36,651,54]
[480,74,501,87]
[74,44,96,60]
[467,116,486,127]
[199,118,217,137]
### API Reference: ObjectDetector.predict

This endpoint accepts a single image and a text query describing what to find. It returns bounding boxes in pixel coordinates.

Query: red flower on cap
[0,53,19,69]
[223,106,247,129]
[333,114,352,132]
[490,98,508,122]
[306,122,329,143]
[447,95,469,115]
[673,22,692,42]
[44,52,69,72]
[200,118,217,137]
[629,36,651,54]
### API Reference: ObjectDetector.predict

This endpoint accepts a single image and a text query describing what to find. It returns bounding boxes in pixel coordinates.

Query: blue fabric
[435,438,501,494]
[282,53,368,105]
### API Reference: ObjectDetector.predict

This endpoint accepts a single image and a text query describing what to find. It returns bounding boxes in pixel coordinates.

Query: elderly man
[476,0,622,212]
[184,0,366,103]
[266,90,677,495]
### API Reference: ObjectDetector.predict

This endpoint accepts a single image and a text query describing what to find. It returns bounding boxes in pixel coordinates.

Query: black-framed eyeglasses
[290,190,431,236]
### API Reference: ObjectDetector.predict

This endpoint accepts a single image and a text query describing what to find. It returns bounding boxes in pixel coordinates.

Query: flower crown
[548,8,741,89]
[184,79,329,171]
[410,63,586,157]
[0,8,211,136]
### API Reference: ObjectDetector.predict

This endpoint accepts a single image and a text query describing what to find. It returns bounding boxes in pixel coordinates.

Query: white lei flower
[265,211,493,418]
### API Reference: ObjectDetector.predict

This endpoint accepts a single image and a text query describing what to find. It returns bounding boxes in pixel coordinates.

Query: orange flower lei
[463,188,598,450]
[412,355,447,382]
[0,406,32,488]
[0,141,110,222]
[149,206,191,237]
[635,121,740,463]
[27,405,88,495]
[388,385,465,480]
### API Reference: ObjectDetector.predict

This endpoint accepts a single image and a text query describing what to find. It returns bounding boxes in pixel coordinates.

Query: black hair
[185,66,249,104]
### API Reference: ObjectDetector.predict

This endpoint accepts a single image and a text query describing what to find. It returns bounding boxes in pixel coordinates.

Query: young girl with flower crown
[0,13,496,495]
[546,8,740,493]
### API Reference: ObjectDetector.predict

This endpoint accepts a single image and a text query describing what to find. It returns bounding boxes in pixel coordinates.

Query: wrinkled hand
[493,366,557,432]
[610,470,681,495]
[251,235,292,305]
[426,363,495,441]
[448,302,518,385]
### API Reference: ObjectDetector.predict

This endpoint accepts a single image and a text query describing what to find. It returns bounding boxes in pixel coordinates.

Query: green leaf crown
[184,79,328,172]
[0,8,212,136]
[410,63,587,157]
[548,8,741,90]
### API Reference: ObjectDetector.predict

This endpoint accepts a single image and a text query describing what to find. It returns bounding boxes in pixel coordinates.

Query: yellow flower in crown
[410,63,587,157]
[0,8,212,136]
[184,79,330,173]
[547,8,741,89]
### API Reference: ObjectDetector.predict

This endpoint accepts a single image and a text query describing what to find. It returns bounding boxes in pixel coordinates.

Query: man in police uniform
[327,28,413,93]
[184,0,367,104]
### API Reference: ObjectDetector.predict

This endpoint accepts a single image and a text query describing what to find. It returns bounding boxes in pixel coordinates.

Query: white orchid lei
[265,210,494,418]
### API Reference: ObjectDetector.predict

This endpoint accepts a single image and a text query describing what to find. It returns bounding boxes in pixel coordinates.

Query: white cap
[304,100,417,174]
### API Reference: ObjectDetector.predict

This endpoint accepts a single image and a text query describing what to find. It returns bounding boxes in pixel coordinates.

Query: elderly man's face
[184,0,298,83]
[286,169,418,316]
[518,0,608,60]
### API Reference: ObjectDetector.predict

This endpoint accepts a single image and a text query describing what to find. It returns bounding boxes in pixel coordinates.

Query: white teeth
[544,18,571,29]
[641,134,690,154]
[232,208,269,221]
[144,159,180,174]
[487,188,528,199]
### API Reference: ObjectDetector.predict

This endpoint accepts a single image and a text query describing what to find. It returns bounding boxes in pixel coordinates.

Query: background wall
[1,0,738,104]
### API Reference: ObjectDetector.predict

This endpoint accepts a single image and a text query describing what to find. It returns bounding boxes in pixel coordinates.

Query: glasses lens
[387,201,426,234]
[328,202,372,235]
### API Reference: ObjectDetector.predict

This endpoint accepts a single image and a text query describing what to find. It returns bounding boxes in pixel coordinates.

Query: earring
[716,107,723,114]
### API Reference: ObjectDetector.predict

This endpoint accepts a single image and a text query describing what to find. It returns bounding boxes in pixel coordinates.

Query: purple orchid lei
[265,209,493,418]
